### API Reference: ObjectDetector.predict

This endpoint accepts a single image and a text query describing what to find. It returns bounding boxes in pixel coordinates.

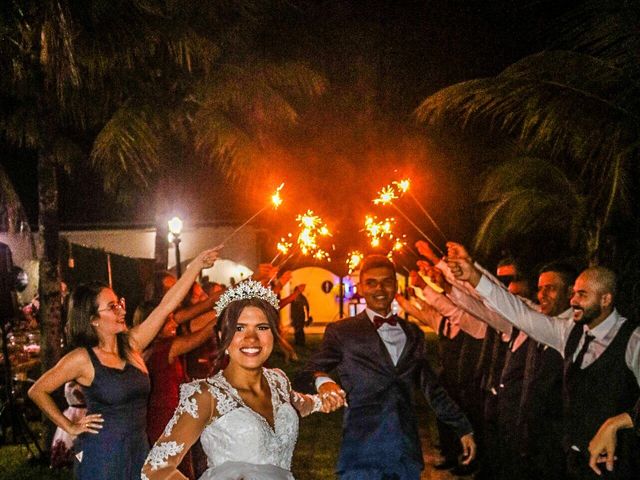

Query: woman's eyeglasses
[98,298,126,313]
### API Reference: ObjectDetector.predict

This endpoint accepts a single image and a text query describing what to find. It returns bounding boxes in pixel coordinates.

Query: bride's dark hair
[210,298,281,374]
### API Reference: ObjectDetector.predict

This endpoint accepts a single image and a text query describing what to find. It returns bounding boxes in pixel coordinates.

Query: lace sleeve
[291,390,323,417]
[141,381,215,480]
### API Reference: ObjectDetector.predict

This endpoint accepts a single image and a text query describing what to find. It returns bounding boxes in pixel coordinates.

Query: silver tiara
[214,279,280,315]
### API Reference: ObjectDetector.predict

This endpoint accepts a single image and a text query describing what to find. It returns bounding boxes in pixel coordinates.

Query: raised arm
[396,294,443,331]
[28,349,104,436]
[172,293,218,325]
[130,248,220,351]
[447,249,570,353]
[419,282,488,339]
[167,318,217,364]
[447,283,513,334]
[142,381,216,480]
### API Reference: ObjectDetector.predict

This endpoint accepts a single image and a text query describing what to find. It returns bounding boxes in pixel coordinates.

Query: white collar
[365,308,393,322]
[584,309,623,340]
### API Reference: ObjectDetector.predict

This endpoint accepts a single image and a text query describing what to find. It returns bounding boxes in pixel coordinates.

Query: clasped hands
[317,381,348,413]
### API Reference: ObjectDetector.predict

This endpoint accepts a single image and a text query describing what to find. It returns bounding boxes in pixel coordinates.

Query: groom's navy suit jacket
[294,312,472,473]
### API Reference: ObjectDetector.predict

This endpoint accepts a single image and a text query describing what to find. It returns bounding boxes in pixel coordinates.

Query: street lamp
[168,216,183,278]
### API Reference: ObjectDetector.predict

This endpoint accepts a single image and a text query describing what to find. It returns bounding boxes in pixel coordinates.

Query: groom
[295,254,476,479]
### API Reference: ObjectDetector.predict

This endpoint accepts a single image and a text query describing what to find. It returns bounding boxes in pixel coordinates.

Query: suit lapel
[396,317,419,368]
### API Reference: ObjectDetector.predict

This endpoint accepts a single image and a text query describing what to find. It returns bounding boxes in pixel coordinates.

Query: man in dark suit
[294,255,476,479]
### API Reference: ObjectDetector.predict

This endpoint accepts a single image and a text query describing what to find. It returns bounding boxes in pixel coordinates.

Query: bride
[142,280,345,480]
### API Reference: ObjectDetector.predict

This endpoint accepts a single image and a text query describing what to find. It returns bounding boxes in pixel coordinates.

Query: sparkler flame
[373,185,399,205]
[295,210,332,262]
[347,251,364,273]
[393,178,410,193]
[271,183,285,209]
[276,238,292,255]
[392,238,406,251]
[364,215,396,248]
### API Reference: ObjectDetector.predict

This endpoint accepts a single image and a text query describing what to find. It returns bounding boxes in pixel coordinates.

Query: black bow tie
[373,315,398,329]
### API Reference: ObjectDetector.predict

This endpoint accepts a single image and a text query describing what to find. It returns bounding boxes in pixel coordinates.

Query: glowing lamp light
[168,216,183,236]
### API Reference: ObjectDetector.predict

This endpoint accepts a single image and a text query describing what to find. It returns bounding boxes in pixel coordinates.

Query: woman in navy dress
[29,248,220,479]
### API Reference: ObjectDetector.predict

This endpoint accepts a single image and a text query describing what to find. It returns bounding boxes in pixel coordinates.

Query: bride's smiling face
[227,306,274,369]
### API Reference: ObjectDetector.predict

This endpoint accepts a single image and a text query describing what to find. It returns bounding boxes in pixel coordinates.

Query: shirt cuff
[475,274,494,298]
[314,376,335,391]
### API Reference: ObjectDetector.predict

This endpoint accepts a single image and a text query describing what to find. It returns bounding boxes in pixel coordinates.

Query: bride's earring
[224,349,229,355]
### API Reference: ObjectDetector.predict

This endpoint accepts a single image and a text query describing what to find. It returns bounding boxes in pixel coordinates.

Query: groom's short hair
[360,255,396,277]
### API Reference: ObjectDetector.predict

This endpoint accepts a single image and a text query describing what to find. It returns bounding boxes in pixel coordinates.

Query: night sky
[1,0,578,257]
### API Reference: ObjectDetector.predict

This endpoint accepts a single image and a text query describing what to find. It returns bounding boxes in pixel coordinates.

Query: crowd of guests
[22,238,640,480]
[395,240,640,479]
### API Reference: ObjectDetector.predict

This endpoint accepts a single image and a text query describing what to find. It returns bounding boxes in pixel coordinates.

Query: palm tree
[415,0,640,265]
[89,59,325,270]
[0,163,31,235]
[1,0,324,382]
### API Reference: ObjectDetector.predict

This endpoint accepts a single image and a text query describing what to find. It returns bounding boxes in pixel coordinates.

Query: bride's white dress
[142,368,319,480]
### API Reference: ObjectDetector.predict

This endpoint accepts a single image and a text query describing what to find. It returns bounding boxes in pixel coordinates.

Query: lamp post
[168,216,183,278]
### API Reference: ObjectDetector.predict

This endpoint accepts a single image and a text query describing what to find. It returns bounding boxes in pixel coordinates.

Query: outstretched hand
[409,270,427,290]
[426,266,451,294]
[446,241,472,261]
[415,240,440,264]
[396,294,441,328]
[459,433,477,465]
[446,257,481,287]
[192,247,222,270]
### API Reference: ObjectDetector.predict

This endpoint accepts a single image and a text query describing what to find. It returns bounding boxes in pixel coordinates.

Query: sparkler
[346,250,364,274]
[219,183,284,247]
[372,180,444,256]
[364,215,396,248]
[270,234,293,264]
[271,210,332,273]
[294,210,332,262]
[394,178,447,243]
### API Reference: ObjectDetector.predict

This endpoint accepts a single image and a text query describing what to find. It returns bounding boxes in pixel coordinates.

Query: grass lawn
[0,332,443,480]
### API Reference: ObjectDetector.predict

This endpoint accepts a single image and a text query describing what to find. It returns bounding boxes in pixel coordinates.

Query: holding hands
[318,381,348,413]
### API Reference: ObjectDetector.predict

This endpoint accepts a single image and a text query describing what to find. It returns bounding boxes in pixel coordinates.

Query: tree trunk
[154,184,169,272]
[37,153,63,451]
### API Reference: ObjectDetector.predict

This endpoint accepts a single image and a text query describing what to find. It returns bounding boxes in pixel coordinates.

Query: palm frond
[415,50,639,229]
[478,157,577,204]
[191,61,326,176]
[553,0,640,77]
[473,188,584,261]
[90,104,162,191]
